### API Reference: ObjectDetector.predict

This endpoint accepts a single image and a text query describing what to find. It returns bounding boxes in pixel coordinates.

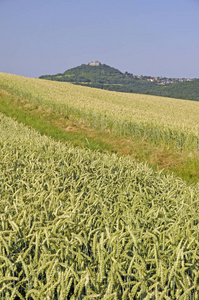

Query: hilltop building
[88,61,101,66]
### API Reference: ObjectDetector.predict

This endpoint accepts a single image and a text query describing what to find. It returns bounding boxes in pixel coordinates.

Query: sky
[0,0,199,78]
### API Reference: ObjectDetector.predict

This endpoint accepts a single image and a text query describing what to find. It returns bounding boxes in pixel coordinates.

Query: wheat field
[0,112,199,299]
[0,73,199,151]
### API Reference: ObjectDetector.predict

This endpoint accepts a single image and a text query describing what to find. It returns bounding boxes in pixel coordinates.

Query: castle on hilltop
[88,61,101,66]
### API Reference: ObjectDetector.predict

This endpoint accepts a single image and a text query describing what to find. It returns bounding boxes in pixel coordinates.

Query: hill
[39,63,199,101]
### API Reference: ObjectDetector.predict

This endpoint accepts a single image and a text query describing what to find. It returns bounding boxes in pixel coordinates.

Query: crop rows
[0,113,199,299]
[0,73,199,152]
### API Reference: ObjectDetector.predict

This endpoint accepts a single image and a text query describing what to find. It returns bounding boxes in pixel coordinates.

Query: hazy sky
[1,0,199,78]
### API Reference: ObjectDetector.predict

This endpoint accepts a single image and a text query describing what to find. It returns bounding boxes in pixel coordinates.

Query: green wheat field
[0,73,199,299]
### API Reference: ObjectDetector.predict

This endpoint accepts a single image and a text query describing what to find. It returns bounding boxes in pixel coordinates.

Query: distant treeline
[39,64,199,101]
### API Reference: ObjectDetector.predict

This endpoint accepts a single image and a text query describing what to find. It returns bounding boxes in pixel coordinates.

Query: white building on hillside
[88,61,101,66]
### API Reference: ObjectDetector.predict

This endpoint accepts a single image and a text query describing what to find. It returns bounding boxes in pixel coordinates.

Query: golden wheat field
[0,73,199,138]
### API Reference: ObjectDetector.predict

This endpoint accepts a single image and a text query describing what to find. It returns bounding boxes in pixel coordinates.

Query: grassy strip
[0,90,199,184]
[0,93,113,152]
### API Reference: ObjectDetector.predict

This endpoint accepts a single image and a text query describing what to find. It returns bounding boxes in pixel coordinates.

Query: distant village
[88,61,194,85]
[133,75,193,85]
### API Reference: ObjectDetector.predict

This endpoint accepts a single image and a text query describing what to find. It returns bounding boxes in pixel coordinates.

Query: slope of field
[0,113,199,299]
[0,73,199,148]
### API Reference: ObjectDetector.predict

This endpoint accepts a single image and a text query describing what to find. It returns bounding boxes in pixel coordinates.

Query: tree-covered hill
[39,63,199,101]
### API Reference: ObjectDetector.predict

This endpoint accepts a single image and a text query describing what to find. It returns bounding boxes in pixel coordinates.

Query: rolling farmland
[0,73,199,299]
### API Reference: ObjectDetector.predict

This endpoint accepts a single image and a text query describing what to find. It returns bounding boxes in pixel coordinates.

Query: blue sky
[0,0,199,78]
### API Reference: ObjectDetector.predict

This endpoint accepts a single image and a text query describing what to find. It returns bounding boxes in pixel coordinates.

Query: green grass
[0,93,114,152]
